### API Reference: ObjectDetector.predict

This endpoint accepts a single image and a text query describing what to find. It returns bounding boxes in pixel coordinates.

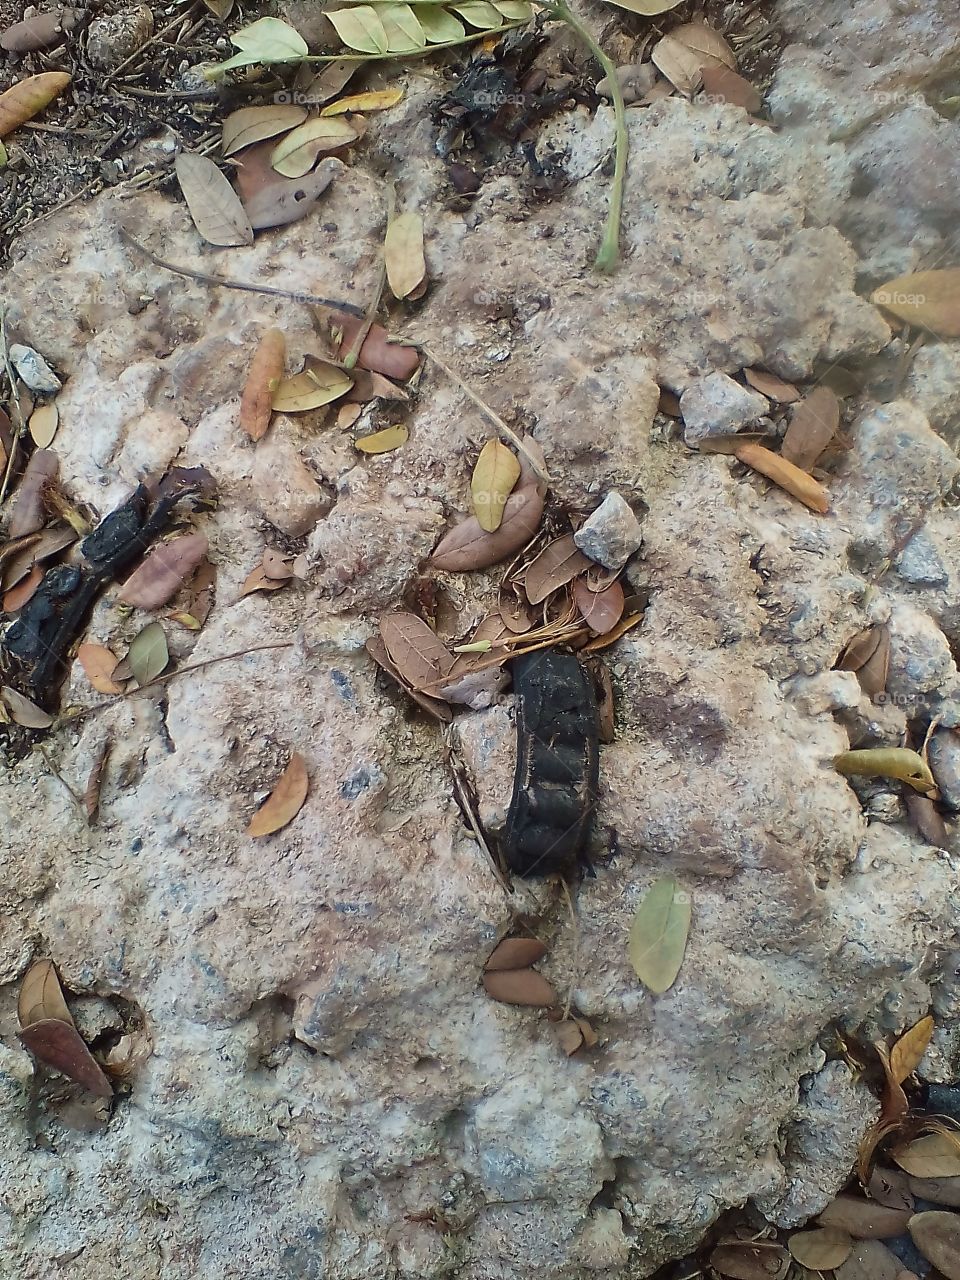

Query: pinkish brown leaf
[482,968,558,1007]
[485,938,548,971]
[781,386,841,471]
[19,1018,113,1097]
[524,533,591,605]
[573,576,625,635]
[379,612,455,691]
[8,448,58,537]
[119,532,209,610]
[246,752,309,837]
[365,634,451,722]
[431,484,545,572]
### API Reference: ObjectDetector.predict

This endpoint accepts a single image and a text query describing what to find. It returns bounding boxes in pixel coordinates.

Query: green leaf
[410,3,465,40]
[215,16,308,71]
[375,2,427,51]
[327,6,389,53]
[449,0,504,28]
[491,0,532,17]
[602,0,683,13]
[628,877,691,994]
[128,622,169,687]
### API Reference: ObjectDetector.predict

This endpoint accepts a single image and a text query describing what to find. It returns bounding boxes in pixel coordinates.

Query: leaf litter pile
[0,0,958,1267]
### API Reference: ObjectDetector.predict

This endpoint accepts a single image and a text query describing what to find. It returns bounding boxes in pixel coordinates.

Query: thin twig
[35,743,86,812]
[418,343,551,484]
[0,303,25,507]
[118,230,367,318]
[560,877,579,1021]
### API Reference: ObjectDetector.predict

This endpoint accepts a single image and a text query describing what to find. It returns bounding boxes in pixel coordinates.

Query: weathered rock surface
[0,2,959,1277]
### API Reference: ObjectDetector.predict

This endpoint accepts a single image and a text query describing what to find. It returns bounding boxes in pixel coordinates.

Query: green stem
[540,0,627,273]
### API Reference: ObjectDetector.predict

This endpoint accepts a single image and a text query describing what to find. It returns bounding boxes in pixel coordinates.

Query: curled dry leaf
[905,792,949,847]
[524,534,591,605]
[484,937,548,972]
[834,747,936,795]
[333,319,420,381]
[781,386,841,472]
[9,448,58,538]
[556,1018,586,1055]
[735,441,829,512]
[907,1211,960,1280]
[482,968,558,1007]
[875,1039,909,1123]
[3,564,42,612]
[833,1239,904,1280]
[175,151,253,247]
[431,484,545,572]
[385,210,426,300]
[0,685,53,728]
[582,610,644,652]
[380,611,455,691]
[127,621,169,687]
[270,116,363,178]
[239,564,288,597]
[890,1015,935,1084]
[355,423,409,454]
[0,70,70,137]
[262,549,294,581]
[787,1228,853,1270]
[344,368,409,404]
[119,532,209,610]
[28,402,58,448]
[77,643,123,695]
[246,752,309,837]
[272,362,353,412]
[365,633,451,722]
[322,86,404,115]
[628,877,691,994]
[18,958,74,1028]
[18,1019,113,1097]
[221,104,307,156]
[708,1242,790,1280]
[893,1133,960,1178]
[871,269,960,338]
[84,740,111,822]
[472,439,521,532]
[817,1193,912,1240]
[573,576,625,636]
[240,328,285,440]
[742,368,800,401]
[837,624,890,699]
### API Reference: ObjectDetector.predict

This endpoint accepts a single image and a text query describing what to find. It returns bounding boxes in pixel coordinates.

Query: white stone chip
[573,491,643,571]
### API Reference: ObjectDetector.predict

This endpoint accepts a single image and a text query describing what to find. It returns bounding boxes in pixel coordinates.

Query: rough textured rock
[679,372,770,445]
[0,3,959,1277]
[573,491,643,570]
[86,5,153,69]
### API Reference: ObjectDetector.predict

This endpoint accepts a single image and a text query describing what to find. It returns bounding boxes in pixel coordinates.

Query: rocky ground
[0,1,959,1278]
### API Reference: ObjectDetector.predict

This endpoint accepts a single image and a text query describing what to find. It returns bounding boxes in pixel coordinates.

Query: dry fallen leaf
[573,576,625,636]
[3,563,42,612]
[787,1228,854,1271]
[890,1015,935,1084]
[127,622,169,687]
[651,34,704,96]
[484,938,548,972]
[18,958,74,1028]
[18,1019,113,1097]
[875,1039,910,1123]
[742,368,800,401]
[871,269,960,338]
[601,0,683,14]
[700,64,762,112]
[1,10,75,53]
[482,968,558,1007]
[906,1175,960,1208]
[0,685,52,728]
[354,423,409,454]
[77,643,124,695]
[582,610,644,652]
[868,1166,914,1211]
[628,877,691,994]
[837,624,890,699]
[431,483,545,572]
[0,70,70,137]
[119,532,209,610]
[670,21,736,70]
[781,386,841,472]
[28,402,58,448]
[240,328,285,440]
[894,1133,960,1178]
[735,441,830,513]
[380,612,455,691]
[835,748,936,795]
[221,104,307,156]
[237,149,341,231]
[817,1193,912,1240]
[321,86,404,115]
[270,116,362,178]
[833,1239,903,1280]
[84,740,111,823]
[272,362,353,412]
[907,1211,960,1280]
[365,633,452,722]
[239,563,288,597]
[246,752,309,836]
[8,447,58,538]
[524,534,592,606]
[709,1242,790,1280]
[202,0,235,19]
[176,151,254,247]
[905,792,949,847]
[333,319,420,380]
[384,210,426,300]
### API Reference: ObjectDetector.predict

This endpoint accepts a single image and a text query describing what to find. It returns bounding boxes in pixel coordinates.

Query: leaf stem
[539,0,627,272]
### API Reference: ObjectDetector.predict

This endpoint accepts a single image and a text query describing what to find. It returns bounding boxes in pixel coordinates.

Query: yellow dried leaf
[28,402,58,448]
[246,752,309,836]
[355,423,409,454]
[0,71,70,138]
[321,87,405,115]
[871,269,960,338]
[890,1015,935,1085]
[734,441,829,513]
[272,364,352,412]
[834,748,936,795]
[384,210,426,300]
[471,439,521,532]
[18,958,74,1028]
[269,117,362,179]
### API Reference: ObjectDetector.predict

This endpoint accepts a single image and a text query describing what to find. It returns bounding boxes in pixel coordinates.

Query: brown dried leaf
[1,11,73,53]
[77,644,123,695]
[890,1015,935,1084]
[743,368,801,401]
[175,152,253,247]
[671,20,736,69]
[8,448,58,538]
[0,70,70,137]
[3,563,42,611]
[18,958,74,1028]
[240,328,285,440]
[482,968,558,1007]
[651,34,704,96]
[582,610,644,652]
[524,534,592,605]
[333,319,420,380]
[119,532,209,610]
[658,388,682,417]
[499,591,534,633]
[485,937,548,971]
[735,441,829,512]
[906,1176,960,1208]
[868,1166,915,1211]
[471,439,521,532]
[221,104,307,156]
[343,369,409,403]
[834,1239,904,1280]
[239,564,288,597]
[556,1019,584,1055]
[573,576,624,636]
[365,634,452,722]
[906,793,949,847]
[431,484,545,572]
[818,1193,912,1239]
[237,148,341,230]
[0,685,53,728]
[697,431,775,455]
[295,59,358,105]
[709,1243,790,1280]
[84,740,111,823]
[380,612,455,691]
[871,269,960,337]
[875,1039,910,1124]
[203,0,235,19]
[907,1211,960,1280]
[894,1133,960,1178]
[700,64,762,112]
[262,549,294,581]
[385,210,426,300]
[18,1019,113,1097]
[28,402,58,448]
[837,624,890,698]
[781,386,841,471]
[246,752,309,837]
[787,1228,853,1270]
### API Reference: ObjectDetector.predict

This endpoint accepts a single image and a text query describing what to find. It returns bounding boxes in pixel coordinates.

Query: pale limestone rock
[574,492,643,571]
[252,432,331,537]
[680,372,769,445]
